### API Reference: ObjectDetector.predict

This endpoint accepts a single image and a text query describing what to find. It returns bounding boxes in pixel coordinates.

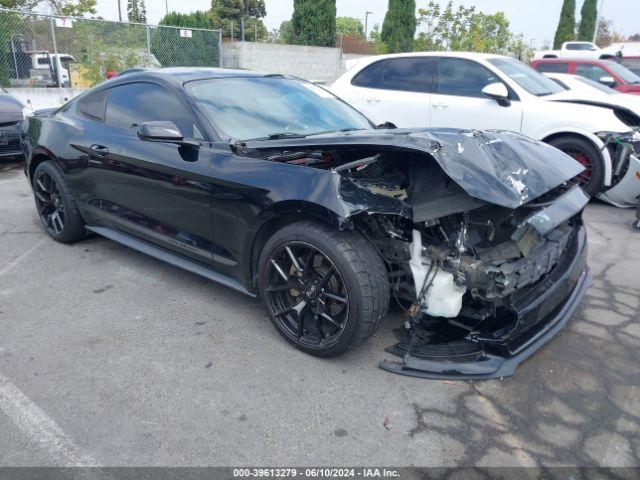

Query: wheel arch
[246,201,344,291]
[28,148,60,184]
[541,130,612,187]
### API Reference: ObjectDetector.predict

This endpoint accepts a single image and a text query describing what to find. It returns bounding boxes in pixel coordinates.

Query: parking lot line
[0,371,100,467]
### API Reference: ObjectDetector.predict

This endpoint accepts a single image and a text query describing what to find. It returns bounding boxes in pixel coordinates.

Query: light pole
[117,0,122,21]
[364,11,373,40]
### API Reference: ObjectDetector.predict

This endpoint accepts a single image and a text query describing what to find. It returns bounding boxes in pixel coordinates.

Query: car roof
[112,67,275,85]
[533,58,615,65]
[353,51,510,62]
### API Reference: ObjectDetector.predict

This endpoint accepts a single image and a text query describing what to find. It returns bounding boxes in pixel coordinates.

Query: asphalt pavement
[0,160,639,467]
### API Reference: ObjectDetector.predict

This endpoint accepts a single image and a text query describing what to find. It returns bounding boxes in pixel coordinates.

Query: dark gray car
[0,88,26,160]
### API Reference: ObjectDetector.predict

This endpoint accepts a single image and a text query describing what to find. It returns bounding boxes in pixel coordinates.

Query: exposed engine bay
[240,129,591,379]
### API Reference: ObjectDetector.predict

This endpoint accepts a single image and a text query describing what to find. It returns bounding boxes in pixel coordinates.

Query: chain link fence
[0,8,222,89]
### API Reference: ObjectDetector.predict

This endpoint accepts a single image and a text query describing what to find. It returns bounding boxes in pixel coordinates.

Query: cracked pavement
[0,160,639,467]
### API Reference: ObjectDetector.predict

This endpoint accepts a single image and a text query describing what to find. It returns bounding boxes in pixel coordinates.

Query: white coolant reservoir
[409,229,466,318]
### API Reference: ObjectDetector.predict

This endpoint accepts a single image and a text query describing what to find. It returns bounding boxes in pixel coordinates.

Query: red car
[531,58,640,95]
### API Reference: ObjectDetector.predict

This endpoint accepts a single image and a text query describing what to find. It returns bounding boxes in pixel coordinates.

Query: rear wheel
[548,136,604,196]
[258,221,389,357]
[33,160,87,243]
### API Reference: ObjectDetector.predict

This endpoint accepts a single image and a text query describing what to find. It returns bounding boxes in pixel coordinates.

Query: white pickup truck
[534,41,620,60]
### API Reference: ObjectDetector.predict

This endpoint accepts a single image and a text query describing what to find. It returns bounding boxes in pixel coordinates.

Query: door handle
[432,102,449,109]
[89,144,110,157]
[365,97,381,103]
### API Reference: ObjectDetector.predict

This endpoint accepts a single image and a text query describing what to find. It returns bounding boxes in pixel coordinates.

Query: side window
[77,89,108,121]
[437,58,500,98]
[105,82,196,136]
[380,57,435,93]
[575,64,610,82]
[351,60,387,88]
[535,62,569,73]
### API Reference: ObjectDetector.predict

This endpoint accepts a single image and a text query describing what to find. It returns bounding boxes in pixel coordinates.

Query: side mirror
[137,121,199,147]
[599,76,617,87]
[481,82,511,107]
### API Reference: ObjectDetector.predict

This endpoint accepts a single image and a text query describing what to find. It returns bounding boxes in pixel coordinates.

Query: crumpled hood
[243,128,585,209]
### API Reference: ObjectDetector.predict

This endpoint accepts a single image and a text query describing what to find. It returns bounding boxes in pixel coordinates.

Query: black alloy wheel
[34,170,66,236]
[32,160,87,243]
[258,220,390,357]
[264,241,350,350]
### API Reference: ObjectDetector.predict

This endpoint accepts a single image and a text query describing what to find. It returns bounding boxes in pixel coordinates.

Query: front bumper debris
[598,154,640,208]
[379,226,591,380]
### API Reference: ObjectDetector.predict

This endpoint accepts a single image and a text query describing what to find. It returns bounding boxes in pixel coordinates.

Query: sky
[94,0,640,49]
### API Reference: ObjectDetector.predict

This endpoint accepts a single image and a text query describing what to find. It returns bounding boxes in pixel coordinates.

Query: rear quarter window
[351,60,387,88]
[77,89,108,121]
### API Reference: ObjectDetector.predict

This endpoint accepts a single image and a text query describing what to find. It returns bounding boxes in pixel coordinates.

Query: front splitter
[379,268,592,381]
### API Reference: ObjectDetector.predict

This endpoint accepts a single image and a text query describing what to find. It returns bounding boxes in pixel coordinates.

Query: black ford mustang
[24,68,591,379]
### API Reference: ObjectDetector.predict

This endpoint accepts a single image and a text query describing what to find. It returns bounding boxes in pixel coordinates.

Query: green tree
[578,0,597,41]
[127,0,146,23]
[278,19,292,43]
[553,0,576,49]
[369,23,388,53]
[0,0,97,16]
[595,17,626,47]
[210,0,267,41]
[414,1,512,54]
[290,0,336,47]
[381,0,416,53]
[152,11,219,67]
[336,17,364,38]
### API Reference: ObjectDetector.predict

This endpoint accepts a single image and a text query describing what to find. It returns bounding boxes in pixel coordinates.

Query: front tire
[258,221,389,357]
[548,136,604,196]
[33,160,87,243]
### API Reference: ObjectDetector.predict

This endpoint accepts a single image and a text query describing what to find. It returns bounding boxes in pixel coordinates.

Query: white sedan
[544,72,640,111]
[331,51,640,207]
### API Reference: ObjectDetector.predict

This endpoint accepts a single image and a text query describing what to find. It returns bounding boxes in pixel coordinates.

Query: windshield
[187,77,373,140]
[489,58,565,96]
[575,76,619,94]
[603,61,640,84]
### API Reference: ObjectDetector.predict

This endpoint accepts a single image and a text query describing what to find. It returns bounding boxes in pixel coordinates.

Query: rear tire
[258,221,389,357]
[33,160,87,243]
[548,136,604,196]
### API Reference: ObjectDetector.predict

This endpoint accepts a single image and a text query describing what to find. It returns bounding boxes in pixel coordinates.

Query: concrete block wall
[221,42,369,83]
[7,88,86,110]
[6,43,371,110]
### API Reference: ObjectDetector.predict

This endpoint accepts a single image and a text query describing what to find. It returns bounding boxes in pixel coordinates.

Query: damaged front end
[241,128,592,379]
[378,186,591,379]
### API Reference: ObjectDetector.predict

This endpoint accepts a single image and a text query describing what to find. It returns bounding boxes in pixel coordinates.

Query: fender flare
[539,128,612,187]
[27,146,62,183]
